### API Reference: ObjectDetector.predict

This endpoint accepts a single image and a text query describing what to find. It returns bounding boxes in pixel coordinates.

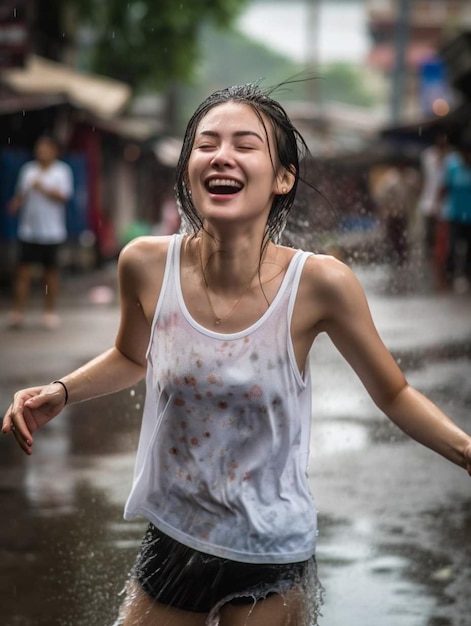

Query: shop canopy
[1,54,131,119]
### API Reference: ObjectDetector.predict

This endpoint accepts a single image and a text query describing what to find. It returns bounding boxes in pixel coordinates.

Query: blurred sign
[0,0,30,69]
[419,58,451,116]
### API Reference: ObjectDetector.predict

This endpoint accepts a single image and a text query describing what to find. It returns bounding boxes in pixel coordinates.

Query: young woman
[3,84,471,626]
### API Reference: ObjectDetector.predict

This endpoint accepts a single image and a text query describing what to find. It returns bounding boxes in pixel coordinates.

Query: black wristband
[51,380,69,405]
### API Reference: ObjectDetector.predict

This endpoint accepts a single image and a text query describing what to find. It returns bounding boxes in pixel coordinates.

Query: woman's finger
[3,397,34,453]
[1,405,14,434]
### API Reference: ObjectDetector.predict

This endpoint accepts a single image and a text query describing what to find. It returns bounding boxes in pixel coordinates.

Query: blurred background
[1,0,471,278]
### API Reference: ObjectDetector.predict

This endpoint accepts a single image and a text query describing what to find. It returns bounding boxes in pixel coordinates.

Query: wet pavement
[0,261,470,626]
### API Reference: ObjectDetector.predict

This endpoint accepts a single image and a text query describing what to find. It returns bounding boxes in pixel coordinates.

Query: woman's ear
[274,165,296,195]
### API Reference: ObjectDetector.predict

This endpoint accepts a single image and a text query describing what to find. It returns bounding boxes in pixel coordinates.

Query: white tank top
[124,234,317,564]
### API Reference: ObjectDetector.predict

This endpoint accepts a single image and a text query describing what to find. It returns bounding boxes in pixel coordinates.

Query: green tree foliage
[73,0,249,90]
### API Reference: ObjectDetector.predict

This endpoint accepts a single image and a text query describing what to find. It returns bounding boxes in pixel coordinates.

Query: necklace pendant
[215,318,221,325]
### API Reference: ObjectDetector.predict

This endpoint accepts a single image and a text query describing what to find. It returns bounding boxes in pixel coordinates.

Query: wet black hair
[175,81,311,244]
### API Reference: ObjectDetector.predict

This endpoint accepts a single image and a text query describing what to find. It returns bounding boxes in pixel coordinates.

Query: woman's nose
[210,144,235,167]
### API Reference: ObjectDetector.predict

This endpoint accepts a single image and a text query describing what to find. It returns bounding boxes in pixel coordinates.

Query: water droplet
[431,566,453,581]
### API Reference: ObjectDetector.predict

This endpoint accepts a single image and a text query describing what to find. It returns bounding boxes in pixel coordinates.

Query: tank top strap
[146,234,182,360]
[286,250,313,323]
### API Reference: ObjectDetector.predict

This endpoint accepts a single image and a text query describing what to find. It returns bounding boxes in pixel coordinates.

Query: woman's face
[187,101,290,229]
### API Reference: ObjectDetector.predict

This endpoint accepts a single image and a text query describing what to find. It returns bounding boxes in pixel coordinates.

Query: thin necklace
[198,242,259,326]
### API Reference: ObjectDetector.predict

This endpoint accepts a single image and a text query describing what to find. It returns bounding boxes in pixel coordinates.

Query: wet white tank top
[124,234,317,564]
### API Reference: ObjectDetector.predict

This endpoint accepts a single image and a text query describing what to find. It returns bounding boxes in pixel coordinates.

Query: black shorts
[132,523,314,614]
[18,241,61,268]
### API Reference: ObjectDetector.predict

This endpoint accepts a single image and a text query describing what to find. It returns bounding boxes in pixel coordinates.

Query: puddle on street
[316,514,456,626]
[312,415,367,454]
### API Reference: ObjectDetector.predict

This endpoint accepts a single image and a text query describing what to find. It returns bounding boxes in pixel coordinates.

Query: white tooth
[208,179,241,188]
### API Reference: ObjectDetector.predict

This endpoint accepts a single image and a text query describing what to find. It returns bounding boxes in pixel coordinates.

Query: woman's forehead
[195,101,271,137]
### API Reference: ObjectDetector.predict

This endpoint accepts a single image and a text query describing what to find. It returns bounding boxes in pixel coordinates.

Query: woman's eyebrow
[233,130,264,141]
[199,130,264,142]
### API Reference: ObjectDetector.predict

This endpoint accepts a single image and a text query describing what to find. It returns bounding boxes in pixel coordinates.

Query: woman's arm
[2,238,157,454]
[314,257,471,474]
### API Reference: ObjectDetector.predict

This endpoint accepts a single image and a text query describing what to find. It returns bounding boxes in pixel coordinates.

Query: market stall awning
[379,102,471,144]
[0,91,66,114]
[1,54,131,118]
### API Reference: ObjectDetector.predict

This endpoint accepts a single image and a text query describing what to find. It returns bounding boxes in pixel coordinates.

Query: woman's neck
[197,229,271,294]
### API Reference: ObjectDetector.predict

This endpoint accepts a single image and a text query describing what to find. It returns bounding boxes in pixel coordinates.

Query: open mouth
[205,178,243,195]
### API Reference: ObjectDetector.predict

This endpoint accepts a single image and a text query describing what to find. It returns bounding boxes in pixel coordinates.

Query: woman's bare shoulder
[118,236,177,272]
[274,244,359,295]
[119,235,173,266]
[304,252,356,286]
[301,252,367,312]
[117,235,176,300]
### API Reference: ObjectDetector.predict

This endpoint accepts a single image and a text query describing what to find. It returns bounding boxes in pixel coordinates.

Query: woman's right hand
[2,382,68,455]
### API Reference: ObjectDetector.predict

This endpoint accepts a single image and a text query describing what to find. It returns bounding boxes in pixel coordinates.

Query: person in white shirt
[7,135,73,329]
[3,84,471,626]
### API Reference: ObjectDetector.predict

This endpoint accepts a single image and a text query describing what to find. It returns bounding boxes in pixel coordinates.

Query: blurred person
[3,83,471,626]
[374,160,420,269]
[434,147,460,291]
[7,135,74,329]
[442,136,471,293]
[417,132,449,286]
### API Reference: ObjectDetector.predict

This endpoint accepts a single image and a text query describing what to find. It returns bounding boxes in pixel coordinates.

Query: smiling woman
[3,82,471,626]
[176,84,303,245]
